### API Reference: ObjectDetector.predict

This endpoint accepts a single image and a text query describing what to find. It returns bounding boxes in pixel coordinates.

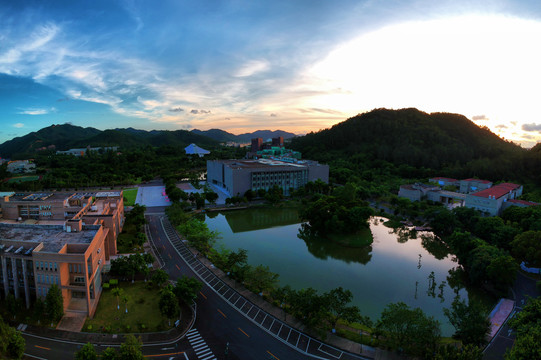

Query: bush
[110,279,118,286]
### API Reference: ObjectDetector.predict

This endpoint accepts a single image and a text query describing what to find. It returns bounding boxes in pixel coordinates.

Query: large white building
[207,158,329,196]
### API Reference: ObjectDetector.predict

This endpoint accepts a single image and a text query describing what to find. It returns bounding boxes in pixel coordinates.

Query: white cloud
[18,108,48,115]
[13,123,24,128]
[234,60,270,77]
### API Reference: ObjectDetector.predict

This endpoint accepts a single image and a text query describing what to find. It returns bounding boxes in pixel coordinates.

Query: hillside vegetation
[291,108,540,184]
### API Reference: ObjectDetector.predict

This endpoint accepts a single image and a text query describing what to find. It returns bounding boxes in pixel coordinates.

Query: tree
[443,297,490,346]
[75,342,98,360]
[325,287,362,330]
[0,317,25,360]
[159,286,179,325]
[112,287,124,310]
[101,347,118,360]
[434,344,483,360]
[376,302,441,358]
[511,230,541,267]
[152,269,169,288]
[243,264,279,294]
[45,284,64,324]
[174,276,202,304]
[506,297,541,359]
[118,334,144,360]
[122,294,130,313]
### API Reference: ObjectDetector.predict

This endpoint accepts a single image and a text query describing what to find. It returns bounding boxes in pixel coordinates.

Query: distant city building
[0,191,124,316]
[251,138,263,152]
[6,160,36,174]
[184,143,210,157]
[271,136,284,148]
[207,158,329,196]
[56,146,118,157]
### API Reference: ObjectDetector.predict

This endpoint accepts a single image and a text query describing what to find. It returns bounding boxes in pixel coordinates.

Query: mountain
[290,108,525,179]
[236,130,296,142]
[191,129,239,143]
[0,124,102,158]
[190,129,297,143]
[0,124,218,158]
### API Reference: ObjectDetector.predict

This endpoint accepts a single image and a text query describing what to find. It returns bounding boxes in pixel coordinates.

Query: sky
[1,0,541,148]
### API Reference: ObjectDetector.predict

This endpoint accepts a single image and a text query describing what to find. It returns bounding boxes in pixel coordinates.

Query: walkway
[159,216,376,360]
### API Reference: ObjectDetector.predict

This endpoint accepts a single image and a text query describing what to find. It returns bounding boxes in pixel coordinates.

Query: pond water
[205,207,469,336]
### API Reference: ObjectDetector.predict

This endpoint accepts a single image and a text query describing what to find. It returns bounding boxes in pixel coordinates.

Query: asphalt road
[146,213,317,360]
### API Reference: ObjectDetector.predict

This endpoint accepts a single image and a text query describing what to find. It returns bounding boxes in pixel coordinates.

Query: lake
[205,207,469,336]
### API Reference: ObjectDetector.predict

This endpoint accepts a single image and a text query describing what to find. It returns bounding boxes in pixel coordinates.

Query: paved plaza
[135,185,171,207]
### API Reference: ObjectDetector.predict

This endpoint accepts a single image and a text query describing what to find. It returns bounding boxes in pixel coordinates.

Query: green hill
[290,108,526,180]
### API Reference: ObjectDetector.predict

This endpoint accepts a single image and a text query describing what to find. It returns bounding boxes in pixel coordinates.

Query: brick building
[0,191,124,317]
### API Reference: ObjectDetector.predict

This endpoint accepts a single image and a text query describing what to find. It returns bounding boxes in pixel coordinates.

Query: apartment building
[0,191,124,317]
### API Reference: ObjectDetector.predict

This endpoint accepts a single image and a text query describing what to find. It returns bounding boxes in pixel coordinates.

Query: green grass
[122,188,138,206]
[117,233,143,253]
[7,175,40,183]
[84,282,171,333]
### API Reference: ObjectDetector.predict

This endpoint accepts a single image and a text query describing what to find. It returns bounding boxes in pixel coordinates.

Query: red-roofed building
[465,182,523,215]
[502,199,539,212]
[459,178,493,194]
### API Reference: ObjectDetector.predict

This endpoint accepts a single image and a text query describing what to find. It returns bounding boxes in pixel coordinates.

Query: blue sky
[1,0,541,147]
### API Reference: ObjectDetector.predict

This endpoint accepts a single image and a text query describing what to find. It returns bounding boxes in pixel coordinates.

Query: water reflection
[297,224,372,265]
[421,233,451,260]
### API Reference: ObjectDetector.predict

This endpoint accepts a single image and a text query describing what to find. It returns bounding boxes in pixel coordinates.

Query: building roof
[0,224,99,253]
[471,183,521,199]
[185,143,210,155]
[462,178,492,184]
[507,199,538,206]
[216,159,307,169]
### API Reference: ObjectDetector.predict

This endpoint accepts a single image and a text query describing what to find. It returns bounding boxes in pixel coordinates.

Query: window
[37,287,41,296]
[45,275,49,284]
[54,263,57,271]
[55,276,59,285]
[49,262,53,271]
[69,264,72,273]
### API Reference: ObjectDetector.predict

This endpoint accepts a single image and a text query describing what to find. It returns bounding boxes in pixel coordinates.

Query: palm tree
[121,294,129,313]
[111,287,124,310]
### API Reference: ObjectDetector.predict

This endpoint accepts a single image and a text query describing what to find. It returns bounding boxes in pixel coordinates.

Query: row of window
[37,274,59,285]
[69,264,83,273]
[36,261,58,272]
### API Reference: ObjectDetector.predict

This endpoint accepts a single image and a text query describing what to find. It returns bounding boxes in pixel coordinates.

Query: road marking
[266,350,279,360]
[238,327,250,338]
[217,308,227,318]
[145,351,185,358]
[168,253,172,259]
[34,345,51,351]
[199,291,207,299]
[175,264,180,270]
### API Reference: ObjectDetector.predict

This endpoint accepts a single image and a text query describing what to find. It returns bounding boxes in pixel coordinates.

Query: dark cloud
[472,115,488,121]
[190,109,211,114]
[224,117,231,121]
[299,108,342,115]
[169,107,184,112]
[522,123,541,132]
[495,124,508,129]
[270,113,277,117]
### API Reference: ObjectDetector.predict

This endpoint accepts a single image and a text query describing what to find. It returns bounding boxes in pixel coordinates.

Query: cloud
[472,115,488,121]
[522,123,541,132]
[298,108,343,115]
[168,107,184,112]
[190,109,211,114]
[235,60,270,77]
[511,121,517,126]
[225,117,231,121]
[495,124,508,129]
[270,113,277,117]
[57,97,70,102]
[13,123,24,128]
[18,107,54,115]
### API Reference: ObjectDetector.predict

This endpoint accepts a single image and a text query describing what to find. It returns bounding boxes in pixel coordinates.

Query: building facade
[207,158,329,196]
[464,183,523,216]
[0,191,124,317]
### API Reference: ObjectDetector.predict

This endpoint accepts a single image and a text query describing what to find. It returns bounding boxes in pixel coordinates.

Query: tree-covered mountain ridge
[292,108,522,166]
[0,124,294,158]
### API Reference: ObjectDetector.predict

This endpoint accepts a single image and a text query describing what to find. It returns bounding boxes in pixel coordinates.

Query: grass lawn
[7,175,40,183]
[84,281,172,333]
[123,188,138,206]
